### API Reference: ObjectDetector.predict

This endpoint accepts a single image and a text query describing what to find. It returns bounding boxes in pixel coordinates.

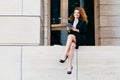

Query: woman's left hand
[72,27,79,32]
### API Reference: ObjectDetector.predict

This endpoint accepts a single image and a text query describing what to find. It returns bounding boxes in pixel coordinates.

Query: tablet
[66,23,73,27]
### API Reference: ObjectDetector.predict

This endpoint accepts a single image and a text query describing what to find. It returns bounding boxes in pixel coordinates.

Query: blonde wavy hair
[70,7,88,23]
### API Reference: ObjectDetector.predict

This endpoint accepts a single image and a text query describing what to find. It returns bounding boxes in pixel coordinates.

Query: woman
[59,7,88,74]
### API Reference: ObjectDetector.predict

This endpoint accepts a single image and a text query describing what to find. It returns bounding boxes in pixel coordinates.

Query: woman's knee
[68,35,75,40]
[68,35,72,38]
[71,43,76,48]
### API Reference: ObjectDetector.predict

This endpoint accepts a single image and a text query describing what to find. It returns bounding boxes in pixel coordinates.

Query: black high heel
[59,56,68,63]
[67,66,73,74]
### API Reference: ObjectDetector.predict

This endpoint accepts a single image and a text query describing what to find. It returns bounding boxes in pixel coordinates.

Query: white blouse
[73,20,78,28]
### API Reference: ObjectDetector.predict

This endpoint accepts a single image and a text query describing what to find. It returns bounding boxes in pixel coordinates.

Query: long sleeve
[78,21,87,34]
[67,21,87,35]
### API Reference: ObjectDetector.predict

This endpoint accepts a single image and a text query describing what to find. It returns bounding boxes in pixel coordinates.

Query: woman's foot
[59,56,68,63]
[67,66,73,74]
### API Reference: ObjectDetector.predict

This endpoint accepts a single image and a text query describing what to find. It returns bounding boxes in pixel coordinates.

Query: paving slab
[22,46,76,80]
[0,46,21,80]
[78,46,120,80]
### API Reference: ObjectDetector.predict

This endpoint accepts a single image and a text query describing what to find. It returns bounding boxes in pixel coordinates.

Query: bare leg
[61,35,74,60]
[67,42,76,71]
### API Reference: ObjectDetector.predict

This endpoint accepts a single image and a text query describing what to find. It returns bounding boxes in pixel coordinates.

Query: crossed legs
[61,34,76,72]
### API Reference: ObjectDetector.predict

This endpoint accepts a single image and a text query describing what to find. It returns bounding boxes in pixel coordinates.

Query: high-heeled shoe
[67,66,73,74]
[59,56,68,63]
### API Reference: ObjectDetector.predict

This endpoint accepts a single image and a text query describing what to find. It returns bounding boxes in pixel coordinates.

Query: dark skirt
[68,30,87,49]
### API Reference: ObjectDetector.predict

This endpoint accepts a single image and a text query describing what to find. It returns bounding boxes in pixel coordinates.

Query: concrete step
[78,46,120,80]
[22,46,76,80]
[0,46,120,80]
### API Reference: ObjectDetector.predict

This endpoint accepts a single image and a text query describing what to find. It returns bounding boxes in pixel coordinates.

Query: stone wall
[100,0,120,45]
[0,0,41,45]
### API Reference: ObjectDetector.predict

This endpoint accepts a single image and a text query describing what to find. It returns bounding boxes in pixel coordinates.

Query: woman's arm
[71,27,79,32]
[77,21,87,34]
[71,21,87,33]
[66,27,70,33]
[80,21,87,34]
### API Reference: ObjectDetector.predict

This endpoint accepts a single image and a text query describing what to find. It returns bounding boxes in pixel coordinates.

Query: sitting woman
[59,7,88,74]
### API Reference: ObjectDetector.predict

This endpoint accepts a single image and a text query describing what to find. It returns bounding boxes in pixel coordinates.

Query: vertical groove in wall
[22,0,23,15]
[98,0,101,45]
[20,46,23,80]
[44,0,48,45]
[39,0,44,45]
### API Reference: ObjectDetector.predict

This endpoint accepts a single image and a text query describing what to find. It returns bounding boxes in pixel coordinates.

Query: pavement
[0,46,120,80]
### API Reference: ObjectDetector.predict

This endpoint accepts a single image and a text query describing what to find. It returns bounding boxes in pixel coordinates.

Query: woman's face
[74,10,80,19]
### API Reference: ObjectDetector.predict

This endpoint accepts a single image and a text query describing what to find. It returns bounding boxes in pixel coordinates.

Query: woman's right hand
[67,27,70,31]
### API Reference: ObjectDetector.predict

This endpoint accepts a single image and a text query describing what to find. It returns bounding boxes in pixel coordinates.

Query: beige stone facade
[0,0,120,45]
[0,0,41,45]
[99,0,120,45]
